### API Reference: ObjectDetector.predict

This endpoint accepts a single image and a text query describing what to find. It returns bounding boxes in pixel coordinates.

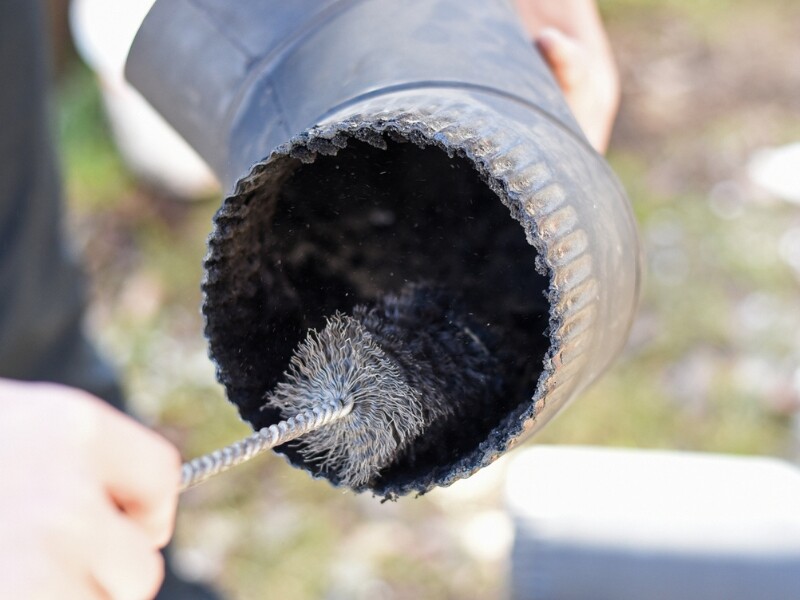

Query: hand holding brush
[1,379,180,599]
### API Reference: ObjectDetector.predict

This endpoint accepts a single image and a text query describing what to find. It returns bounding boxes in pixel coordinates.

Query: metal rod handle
[180,397,351,491]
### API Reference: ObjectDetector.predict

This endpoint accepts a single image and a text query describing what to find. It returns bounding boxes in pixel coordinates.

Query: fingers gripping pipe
[180,397,352,491]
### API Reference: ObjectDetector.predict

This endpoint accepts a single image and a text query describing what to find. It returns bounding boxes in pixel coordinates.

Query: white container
[70,0,218,198]
[507,446,800,599]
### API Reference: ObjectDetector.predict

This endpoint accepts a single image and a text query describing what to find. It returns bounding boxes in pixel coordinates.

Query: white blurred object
[506,446,800,600]
[747,143,800,204]
[70,0,218,199]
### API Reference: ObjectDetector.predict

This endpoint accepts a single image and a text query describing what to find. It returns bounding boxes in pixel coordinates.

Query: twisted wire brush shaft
[180,396,352,490]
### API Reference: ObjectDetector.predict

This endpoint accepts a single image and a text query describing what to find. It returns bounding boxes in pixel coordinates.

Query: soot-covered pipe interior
[204,132,552,496]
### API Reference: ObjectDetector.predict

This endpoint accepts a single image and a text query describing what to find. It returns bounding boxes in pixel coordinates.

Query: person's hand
[0,379,181,599]
[515,0,620,153]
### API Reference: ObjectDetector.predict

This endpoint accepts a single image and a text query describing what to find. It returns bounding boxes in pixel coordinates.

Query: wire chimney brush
[180,283,511,492]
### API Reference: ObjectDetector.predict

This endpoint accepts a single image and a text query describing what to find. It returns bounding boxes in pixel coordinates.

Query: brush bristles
[262,313,425,488]
[263,283,506,492]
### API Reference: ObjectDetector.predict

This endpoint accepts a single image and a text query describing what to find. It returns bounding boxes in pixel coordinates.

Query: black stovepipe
[126,0,641,496]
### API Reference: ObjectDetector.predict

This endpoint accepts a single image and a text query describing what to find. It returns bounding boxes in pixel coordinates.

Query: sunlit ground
[58,1,800,598]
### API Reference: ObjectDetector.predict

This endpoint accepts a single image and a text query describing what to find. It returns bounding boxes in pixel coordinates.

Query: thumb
[535,27,587,94]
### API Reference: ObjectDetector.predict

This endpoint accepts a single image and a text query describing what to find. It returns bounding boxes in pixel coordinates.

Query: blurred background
[47,0,800,597]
